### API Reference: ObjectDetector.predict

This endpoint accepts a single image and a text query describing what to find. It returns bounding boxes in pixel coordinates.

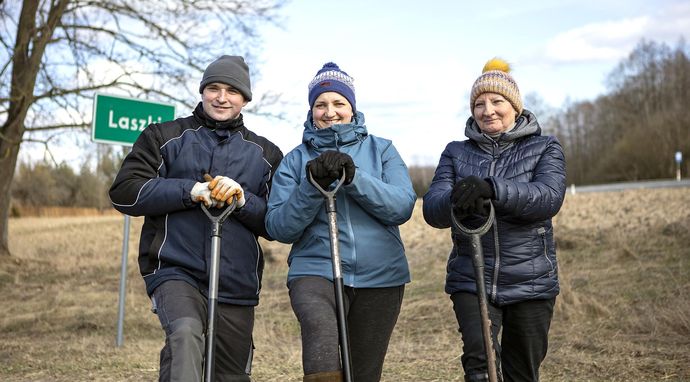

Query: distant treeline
[10,39,689,208]
[11,147,122,212]
[543,39,690,186]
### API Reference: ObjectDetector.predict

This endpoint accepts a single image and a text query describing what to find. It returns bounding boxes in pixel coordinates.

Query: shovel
[308,170,353,382]
[200,195,238,382]
[451,201,500,382]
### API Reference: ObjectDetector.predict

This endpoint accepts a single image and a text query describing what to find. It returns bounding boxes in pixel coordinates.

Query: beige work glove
[190,181,222,208]
[208,175,246,208]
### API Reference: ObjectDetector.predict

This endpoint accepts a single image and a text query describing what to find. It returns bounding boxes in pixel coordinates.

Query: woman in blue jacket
[265,62,416,382]
[423,58,566,382]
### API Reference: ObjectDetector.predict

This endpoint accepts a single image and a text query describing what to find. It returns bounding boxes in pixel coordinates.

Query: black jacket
[423,110,566,306]
[109,104,283,305]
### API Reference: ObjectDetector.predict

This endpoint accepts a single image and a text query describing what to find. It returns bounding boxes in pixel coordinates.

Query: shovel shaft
[326,205,353,382]
[470,234,499,382]
[200,200,237,382]
[308,170,353,381]
[452,201,500,382]
[333,274,353,382]
[204,229,222,382]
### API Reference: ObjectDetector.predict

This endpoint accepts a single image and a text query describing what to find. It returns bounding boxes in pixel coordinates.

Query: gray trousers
[152,280,254,382]
[288,276,404,382]
[451,292,555,382]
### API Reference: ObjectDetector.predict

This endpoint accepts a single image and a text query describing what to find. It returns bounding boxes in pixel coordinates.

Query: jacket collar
[192,102,245,132]
[302,110,368,150]
[465,109,541,154]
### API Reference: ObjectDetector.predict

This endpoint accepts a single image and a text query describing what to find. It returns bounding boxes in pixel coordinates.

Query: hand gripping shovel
[308,170,354,382]
[200,198,238,382]
[451,201,501,382]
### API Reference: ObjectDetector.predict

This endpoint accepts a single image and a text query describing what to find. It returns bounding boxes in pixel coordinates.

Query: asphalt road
[568,178,690,194]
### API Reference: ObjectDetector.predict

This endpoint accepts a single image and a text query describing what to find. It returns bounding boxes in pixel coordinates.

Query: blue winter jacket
[423,110,566,306]
[109,104,283,305]
[265,111,416,288]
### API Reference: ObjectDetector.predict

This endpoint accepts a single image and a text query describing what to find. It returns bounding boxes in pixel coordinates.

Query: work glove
[191,181,222,208]
[451,175,494,217]
[208,175,246,208]
[306,150,356,189]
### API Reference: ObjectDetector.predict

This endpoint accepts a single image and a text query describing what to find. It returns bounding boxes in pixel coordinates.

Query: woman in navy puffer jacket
[423,58,566,382]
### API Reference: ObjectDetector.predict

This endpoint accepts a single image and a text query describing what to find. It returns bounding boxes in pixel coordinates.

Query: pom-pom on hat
[308,62,356,112]
[199,55,252,101]
[470,58,522,115]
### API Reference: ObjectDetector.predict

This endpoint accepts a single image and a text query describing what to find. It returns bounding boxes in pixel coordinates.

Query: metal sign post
[91,93,175,347]
[116,214,130,347]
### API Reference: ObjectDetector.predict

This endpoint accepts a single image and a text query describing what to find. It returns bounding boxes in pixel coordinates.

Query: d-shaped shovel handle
[451,200,495,236]
[200,198,237,225]
[307,169,347,197]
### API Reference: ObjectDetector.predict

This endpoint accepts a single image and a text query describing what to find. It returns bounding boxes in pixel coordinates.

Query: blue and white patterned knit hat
[308,62,356,112]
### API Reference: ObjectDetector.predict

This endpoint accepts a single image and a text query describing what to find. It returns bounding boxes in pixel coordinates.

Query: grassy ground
[1,188,688,381]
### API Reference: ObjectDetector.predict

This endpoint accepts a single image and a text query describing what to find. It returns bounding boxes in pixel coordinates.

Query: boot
[464,371,489,382]
[303,370,343,382]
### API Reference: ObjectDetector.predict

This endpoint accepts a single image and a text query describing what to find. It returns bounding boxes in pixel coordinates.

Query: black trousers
[152,280,254,382]
[451,292,555,382]
[289,276,405,382]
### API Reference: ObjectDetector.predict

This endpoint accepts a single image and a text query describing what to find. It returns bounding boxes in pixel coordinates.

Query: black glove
[306,150,356,189]
[451,175,494,217]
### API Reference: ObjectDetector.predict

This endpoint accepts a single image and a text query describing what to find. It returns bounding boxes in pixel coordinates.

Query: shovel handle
[451,200,495,236]
[200,173,238,224]
[200,198,238,225]
[308,169,347,197]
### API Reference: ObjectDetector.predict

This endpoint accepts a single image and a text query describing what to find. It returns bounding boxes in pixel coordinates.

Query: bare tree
[0,0,286,256]
[550,39,690,186]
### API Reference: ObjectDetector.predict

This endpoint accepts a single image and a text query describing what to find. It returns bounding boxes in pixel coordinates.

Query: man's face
[201,82,247,121]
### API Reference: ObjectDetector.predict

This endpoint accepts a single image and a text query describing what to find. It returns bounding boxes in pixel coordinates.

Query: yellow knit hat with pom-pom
[470,58,522,115]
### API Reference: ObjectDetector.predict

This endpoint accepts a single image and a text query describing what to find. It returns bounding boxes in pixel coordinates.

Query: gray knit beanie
[199,55,252,101]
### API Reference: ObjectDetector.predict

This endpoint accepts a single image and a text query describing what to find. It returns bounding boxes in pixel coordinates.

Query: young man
[109,55,283,381]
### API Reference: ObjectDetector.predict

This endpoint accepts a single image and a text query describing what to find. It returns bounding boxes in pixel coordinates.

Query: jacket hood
[465,109,541,154]
[302,110,368,150]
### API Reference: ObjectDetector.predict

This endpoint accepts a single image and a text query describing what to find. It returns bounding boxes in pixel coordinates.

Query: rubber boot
[303,370,343,382]
[464,371,489,382]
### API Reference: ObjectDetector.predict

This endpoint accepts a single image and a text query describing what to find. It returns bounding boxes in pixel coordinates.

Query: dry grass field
[1,187,689,381]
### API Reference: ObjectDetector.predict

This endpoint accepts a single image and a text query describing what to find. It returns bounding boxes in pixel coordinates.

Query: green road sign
[92,93,176,146]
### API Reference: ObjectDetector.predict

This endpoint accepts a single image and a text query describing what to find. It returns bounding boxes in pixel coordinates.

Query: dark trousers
[152,280,254,382]
[451,292,555,382]
[289,276,405,382]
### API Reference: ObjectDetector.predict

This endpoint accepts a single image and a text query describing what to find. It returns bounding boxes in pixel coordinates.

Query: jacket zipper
[490,222,500,302]
[342,185,356,286]
[489,142,500,303]
[538,227,555,276]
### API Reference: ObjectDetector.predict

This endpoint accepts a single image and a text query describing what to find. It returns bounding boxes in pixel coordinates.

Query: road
[568,179,690,194]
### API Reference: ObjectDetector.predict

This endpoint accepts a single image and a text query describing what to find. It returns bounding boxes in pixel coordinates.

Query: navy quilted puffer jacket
[109,104,283,306]
[423,110,566,306]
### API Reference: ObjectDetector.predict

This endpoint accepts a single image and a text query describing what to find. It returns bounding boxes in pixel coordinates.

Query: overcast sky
[245,0,690,165]
[16,0,690,168]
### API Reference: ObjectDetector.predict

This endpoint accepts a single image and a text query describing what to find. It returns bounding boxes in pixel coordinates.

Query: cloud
[544,3,690,63]
[545,17,650,62]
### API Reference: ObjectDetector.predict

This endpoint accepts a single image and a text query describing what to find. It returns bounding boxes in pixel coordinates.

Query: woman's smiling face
[473,92,518,135]
[311,92,353,129]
